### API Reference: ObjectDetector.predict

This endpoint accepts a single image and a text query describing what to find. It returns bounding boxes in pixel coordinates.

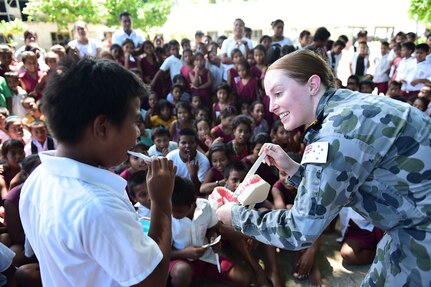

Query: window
[51,32,71,46]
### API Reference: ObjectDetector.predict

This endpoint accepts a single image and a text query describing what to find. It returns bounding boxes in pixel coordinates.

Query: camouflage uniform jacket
[231,89,431,286]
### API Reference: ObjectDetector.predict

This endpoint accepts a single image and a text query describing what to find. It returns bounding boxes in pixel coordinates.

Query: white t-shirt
[166,149,210,182]
[160,55,183,81]
[272,37,293,47]
[396,57,417,91]
[148,141,178,157]
[220,36,253,59]
[373,53,390,83]
[112,29,143,48]
[67,39,102,58]
[20,151,162,287]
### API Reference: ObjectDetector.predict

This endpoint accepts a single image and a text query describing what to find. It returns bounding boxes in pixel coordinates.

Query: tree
[0,19,26,45]
[22,0,172,32]
[409,0,431,27]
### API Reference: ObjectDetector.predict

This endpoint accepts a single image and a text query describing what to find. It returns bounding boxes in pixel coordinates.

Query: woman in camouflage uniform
[217,50,431,287]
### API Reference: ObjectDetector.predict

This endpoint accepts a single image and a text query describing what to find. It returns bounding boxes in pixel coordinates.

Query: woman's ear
[307,75,322,96]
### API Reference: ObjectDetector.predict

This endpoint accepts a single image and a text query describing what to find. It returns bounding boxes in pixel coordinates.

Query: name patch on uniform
[301,142,329,164]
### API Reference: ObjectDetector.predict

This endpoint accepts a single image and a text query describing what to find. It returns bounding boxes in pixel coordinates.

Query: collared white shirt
[373,53,390,83]
[166,149,210,182]
[24,138,57,156]
[67,39,102,58]
[396,56,417,91]
[172,198,218,264]
[220,36,253,59]
[160,55,183,81]
[112,29,143,47]
[410,60,431,91]
[20,151,162,287]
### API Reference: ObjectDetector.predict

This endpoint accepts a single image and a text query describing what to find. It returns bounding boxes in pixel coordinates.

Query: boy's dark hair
[24,30,37,40]
[359,80,374,90]
[402,42,415,52]
[224,161,248,179]
[2,139,24,158]
[232,115,252,131]
[259,35,271,44]
[127,170,147,197]
[299,30,311,39]
[357,30,368,38]
[338,35,349,43]
[208,142,229,160]
[29,120,47,130]
[251,133,271,149]
[389,81,402,89]
[151,126,170,140]
[178,128,197,141]
[281,44,296,56]
[381,41,390,47]
[347,75,360,85]
[313,27,331,42]
[42,58,146,143]
[415,43,430,54]
[172,176,196,206]
[334,40,346,49]
[168,40,179,47]
[181,38,190,47]
[119,11,131,19]
[220,106,237,119]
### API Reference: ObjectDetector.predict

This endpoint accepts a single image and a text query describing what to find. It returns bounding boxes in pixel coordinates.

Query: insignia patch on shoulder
[301,142,329,164]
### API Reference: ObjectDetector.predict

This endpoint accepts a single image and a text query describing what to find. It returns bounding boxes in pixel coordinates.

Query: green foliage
[22,0,173,32]
[409,0,431,27]
[0,19,26,45]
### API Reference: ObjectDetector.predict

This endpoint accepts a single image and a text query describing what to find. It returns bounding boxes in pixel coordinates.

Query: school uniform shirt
[326,51,342,77]
[112,29,143,48]
[24,137,56,156]
[160,55,183,82]
[395,56,417,91]
[409,60,431,91]
[220,36,253,59]
[67,39,102,58]
[166,149,210,182]
[373,53,390,83]
[231,89,431,286]
[172,198,218,265]
[148,141,178,157]
[20,151,163,287]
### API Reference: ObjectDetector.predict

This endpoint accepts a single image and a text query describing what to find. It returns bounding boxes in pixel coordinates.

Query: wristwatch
[215,181,219,186]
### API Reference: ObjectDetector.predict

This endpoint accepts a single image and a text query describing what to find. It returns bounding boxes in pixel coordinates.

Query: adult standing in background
[112,12,143,49]
[270,19,293,47]
[220,19,253,65]
[67,21,102,58]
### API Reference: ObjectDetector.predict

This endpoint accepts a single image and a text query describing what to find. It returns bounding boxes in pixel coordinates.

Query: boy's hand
[147,158,177,205]
[186,159,199,177]
[184,246,207,260]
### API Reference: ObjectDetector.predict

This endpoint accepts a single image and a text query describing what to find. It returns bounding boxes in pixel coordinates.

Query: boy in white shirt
[128,170,151,218]
[20,58,177,287]
[395,42,418,97]
[373,41,391,95]
[410,44,431,94]
[169,176,250,287]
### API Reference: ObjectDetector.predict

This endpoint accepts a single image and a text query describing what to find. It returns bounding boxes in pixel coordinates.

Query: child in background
[121,39,139,70]
[143,91,158,127]
[349,41,370,80]
[359,80,374,94]
[169,101,195,142]
[196,117,218,156]
[243,133,278,187]
[21,97,45,125]
[180,49,194,91]
[189,52,212,108]
[251,44,267,79]
[0,139,25,196]
[234,60,258,103]
[150,99,176,128]
[0,107,10,143]
[249,100,269,141]
[200,143,230,195]
[227,115,251,161]
[167,84,188,106]
[271,120,290,153]
[139,40,160,85]
[389,43,402,81]
[191,93,203,117]
[5,116,30,144]
[385,81,402,98]
[0,45,14,77]
[395,42,417,97]
[346,75,360,91]
[210,106,236,144]
[109,44,124,65]
[120,142,149,183]
[127,170,151,218]
[212,84,231,123]
[226,49,244,90]
[24,120,55,156]
[373,41,390,95]
[169,176,251,287]
[136,114,152,148]
[148,126,178,157]
[4,72,27,118]
[19,52,44,100]
[221,161,282,287]
[172,74,191,101]
[195,107,211,122]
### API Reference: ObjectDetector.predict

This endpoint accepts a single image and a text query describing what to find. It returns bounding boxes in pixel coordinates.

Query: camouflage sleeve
[231,134,380,250]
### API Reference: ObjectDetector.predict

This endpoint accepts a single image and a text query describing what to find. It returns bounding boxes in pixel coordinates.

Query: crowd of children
[0,15,430,287]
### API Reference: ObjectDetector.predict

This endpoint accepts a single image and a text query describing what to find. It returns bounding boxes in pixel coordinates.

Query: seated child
[169,176,251,287]
[149,99,176,128]
[4,72,27,118]
[167,84,190,106]
[0,139,25,197]
[148,126,178,157]
[249,101,269,141]
[210,106,236,144]
[227,115,252,161]
[136,114,152,148]
[4,116,31,144]
[339,207,384,266]
[21,97,45,125]
[24,120,56,156]
[120,142,149,182]
[166,128,210,194]
[18,52,44,100]
[359,80,374,94]
[127,170,151,218]
[200,143,230,195]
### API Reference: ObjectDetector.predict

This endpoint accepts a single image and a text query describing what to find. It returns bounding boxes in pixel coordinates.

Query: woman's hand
[259,143,300,177]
